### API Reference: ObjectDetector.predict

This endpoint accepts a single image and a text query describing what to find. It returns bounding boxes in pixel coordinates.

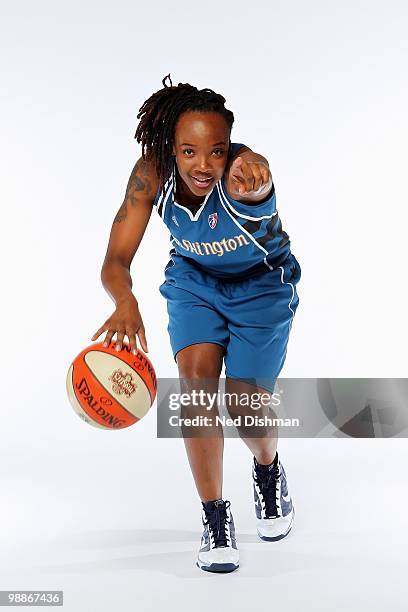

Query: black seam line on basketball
[130,363,153,403]
[72,365,138,426]
[69,364,98,424]
[114,351,157,407]
[84,349,154,413]
[77,354,140,423]
[82,352,142,420]
[117,350,152,403]
[71,364,106,425]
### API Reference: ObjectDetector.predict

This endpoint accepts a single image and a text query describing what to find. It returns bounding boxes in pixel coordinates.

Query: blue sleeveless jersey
[152,143,292,280]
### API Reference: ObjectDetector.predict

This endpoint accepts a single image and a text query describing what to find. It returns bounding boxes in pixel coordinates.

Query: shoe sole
[257,507,295,542]
[196,561,239,573]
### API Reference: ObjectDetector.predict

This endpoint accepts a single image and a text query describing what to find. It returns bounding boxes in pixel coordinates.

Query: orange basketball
[66,342,157,429]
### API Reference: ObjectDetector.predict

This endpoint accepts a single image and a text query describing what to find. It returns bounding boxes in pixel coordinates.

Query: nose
[197,155,211,171]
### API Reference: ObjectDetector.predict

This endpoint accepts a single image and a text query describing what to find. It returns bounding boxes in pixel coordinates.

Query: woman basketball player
[92,75,301,573]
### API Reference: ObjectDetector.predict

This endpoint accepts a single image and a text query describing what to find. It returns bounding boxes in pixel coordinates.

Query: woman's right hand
[91,294,148,355]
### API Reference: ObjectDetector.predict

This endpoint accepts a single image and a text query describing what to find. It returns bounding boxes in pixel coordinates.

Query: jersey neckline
[172,178,219,222]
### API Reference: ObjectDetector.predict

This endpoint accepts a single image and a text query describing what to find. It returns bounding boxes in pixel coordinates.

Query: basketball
[66,342,157,429]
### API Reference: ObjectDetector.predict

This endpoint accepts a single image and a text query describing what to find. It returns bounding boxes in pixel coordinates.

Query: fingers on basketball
[92,322,148,354]
[137,325,148,353]
[91,323,106,341]
[115,328,126,351]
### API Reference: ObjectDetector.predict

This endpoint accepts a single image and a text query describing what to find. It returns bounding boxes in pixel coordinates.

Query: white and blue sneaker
[196,499,239,573]
[252,452,295,541]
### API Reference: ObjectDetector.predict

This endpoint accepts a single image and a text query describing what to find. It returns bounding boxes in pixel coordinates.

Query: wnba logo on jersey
[208,212,218,229]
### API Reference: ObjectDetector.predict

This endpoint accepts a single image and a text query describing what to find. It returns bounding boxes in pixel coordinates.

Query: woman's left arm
[225,149,273,204]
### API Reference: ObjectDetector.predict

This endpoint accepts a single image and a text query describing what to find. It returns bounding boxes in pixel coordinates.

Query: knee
[177,353,221,418]
[177,344,223,381]
[178,358,221,380]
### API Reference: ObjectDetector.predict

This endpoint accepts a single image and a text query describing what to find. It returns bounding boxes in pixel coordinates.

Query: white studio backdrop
[0,1,407,608]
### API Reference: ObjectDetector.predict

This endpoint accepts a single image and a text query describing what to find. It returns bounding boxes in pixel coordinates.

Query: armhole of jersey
[152,162,172,213]
[152,186,162,207]
[154,176,174,219]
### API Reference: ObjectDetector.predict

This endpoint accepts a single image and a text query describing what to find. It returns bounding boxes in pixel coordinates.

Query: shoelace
[203,500,231,548]
[254,462,280,518]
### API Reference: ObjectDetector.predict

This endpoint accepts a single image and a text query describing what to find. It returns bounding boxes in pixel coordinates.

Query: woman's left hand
[225,156,272,197]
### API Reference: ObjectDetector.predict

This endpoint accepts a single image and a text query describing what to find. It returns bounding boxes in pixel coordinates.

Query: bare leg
[176,343,225,502]
[225,378,278,465]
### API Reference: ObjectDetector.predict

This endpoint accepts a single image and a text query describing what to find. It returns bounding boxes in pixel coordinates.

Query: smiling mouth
[191,176,214,188]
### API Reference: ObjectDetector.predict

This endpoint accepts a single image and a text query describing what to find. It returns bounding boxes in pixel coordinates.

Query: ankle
[202,497,223,507]
[254,451,277,467]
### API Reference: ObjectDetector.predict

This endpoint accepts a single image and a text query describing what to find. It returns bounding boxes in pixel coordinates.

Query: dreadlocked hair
[135,74,235,193]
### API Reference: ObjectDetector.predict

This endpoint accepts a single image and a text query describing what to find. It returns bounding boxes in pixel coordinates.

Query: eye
[182,148,225,157]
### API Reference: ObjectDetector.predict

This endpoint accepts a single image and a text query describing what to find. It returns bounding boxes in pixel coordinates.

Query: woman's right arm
[91,157,159,354]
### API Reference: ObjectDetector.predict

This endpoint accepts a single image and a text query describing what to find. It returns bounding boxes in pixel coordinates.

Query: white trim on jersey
[278,265,296,318]
[155,176,171,209]
[171,179,215,222]
[216,182,275,271]
[217,179,277,221]
[156,179,173,220]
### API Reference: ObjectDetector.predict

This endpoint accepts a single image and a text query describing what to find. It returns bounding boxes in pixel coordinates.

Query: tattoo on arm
[114,159,152,224]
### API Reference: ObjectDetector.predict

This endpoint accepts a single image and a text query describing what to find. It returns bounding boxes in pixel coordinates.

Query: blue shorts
[159,253,301,393]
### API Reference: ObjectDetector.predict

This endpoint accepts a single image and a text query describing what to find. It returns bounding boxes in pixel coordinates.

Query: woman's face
[172,111,230,197]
